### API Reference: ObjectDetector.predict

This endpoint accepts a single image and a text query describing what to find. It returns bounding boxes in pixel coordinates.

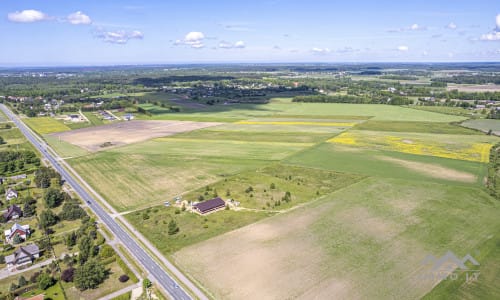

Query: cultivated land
[173,178,500,300]
[50,120,221,152]
[461,119,500,135]
[23,117,71,134]
[36,99,499,299]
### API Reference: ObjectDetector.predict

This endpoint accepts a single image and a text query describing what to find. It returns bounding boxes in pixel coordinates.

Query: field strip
[235,120,357,127]
[153,137,316,147]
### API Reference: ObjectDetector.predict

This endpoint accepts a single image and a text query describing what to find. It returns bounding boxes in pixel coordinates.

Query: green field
[24,117,71,134]
[461,119,500,134]
[174,177,500,299]
[44,134,90,158]
[126,207,273,254]
[285,143,487,185]
[137,103,172,114]
[60,100,500,299]
[131,98,466,122]
[82,111,105,126]
[182,164,365,210]
[353,120,481,134]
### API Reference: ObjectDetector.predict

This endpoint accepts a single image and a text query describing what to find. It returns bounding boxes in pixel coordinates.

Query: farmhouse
[5,244,40,270]
[3,204,23,221]
[4,223,30,244]
[194,197,226,214]
[5,188,18,201]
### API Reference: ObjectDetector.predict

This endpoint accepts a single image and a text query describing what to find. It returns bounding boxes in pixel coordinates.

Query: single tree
[168,219,179,235]
[37,273,55,290]
[74,259,107,290]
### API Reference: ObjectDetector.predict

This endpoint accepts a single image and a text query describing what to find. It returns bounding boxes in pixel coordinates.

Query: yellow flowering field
[328,131,494,163]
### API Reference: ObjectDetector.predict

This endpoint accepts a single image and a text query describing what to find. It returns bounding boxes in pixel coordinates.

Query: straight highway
[0,104,201,300]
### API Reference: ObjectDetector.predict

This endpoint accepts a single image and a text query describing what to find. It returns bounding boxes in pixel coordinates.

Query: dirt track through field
[50,120,221,151]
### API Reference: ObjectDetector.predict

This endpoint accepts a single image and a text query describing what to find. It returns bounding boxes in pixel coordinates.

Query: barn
[194,197,226,214]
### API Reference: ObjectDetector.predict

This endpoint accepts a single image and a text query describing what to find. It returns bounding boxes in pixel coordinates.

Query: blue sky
[1,0,499,66]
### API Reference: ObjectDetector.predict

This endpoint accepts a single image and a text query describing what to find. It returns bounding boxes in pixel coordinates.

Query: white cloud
[218,41,233,48]
[311,47,331,54]
[447,22,457,30]
[422,50,428,56]
[388,23,427,33]
[67,11,92,25]
[218,40,245,49]
[397,45,409,52]
[234,41,245,48]
[8,9,49,23]
[95,29,144,44]
[480,32,500,41]
[175,31,205,48]
[480,14,500,41]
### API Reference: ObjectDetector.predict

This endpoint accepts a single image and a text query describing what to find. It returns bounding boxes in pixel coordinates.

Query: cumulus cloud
[8,9,49,23]
[397,45,409,52]
[175,31,205,48]
[311,47,331,54]
[95,29,144,44]
[479,14,500,41]
[67,11,92,25]
[480,32,500,41]
[446,22,457,30]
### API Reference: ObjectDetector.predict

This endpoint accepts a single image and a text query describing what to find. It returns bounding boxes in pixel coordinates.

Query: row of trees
[292,94,413,105]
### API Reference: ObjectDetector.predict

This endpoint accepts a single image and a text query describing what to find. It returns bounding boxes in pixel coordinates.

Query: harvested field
[50,120,221,151]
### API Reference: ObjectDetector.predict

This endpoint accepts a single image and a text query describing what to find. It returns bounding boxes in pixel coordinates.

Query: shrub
[61,267,75,282]
[119,274,129,282]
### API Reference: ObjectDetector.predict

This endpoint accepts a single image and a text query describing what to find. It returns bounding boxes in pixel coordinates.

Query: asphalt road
[0,104,194,300]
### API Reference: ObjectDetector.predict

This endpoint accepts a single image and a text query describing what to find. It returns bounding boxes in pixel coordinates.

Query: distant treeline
[440,90,500,101]
[133,75,235,87]
[292,94,412,105]
[432,75,500,85]
[379,75,419,81]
